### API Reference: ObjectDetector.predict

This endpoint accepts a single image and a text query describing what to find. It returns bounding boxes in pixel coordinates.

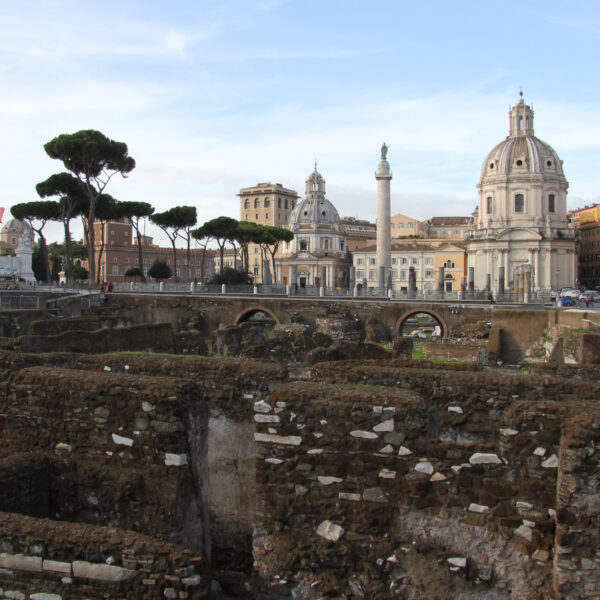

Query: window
[400,270,407,279]
[244,199,250,209]
[291,200,295,209]
[284,198,288,209]
[264,198,270,208]
[265,213,269,219]
[112,266,119,275]
[398,223,404,228]
[124,258,129,264]
[114,257,118,263]
[514,193,524,212]
[255,214,259,220]
[548,194,556,213]
[426,269,433,278]
[110,230,114,236]
[391,258,397,265]
[401,257,408,265]
[245,215,249,220]
[369,258,376,265]
[368,270,376,281]
[254,198,260,208]
[356,270,363,279]
[445,260,455,268]
[425,257,433,265]
[391,270,398,278]
[412,258,418,265]
[300,240,308,251]
[407,223,414,229]
[278,198,281,208]
[390,223,395,229]
[357,258,364,265]
[254,247,259,253]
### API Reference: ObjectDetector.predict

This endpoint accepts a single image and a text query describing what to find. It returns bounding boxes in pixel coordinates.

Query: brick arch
[234,306,281,326]
[394,309,448,340]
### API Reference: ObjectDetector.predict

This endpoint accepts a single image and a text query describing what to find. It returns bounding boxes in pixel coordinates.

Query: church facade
[466,95,576,293]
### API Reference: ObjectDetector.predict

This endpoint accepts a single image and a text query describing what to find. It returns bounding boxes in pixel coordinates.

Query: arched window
[518,116,523,130]
[548,194,556,213]
[486,197,492,214]
[254,198,260,208]
[244,199,250,209]
[514,193,524,213]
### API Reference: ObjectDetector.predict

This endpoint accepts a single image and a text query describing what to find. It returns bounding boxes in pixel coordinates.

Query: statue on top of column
[381,143,388,160]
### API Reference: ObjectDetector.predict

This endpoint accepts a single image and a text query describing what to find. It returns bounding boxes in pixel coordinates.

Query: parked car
[561,288,580,299]
[558,296,575,307]
[579,290,600,302]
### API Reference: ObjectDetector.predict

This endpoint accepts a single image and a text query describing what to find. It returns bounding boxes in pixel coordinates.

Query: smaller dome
[2,218,32,235]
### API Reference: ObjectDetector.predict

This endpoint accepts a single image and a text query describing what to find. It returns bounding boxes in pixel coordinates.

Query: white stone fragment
[253,400,272,413]
[295,485,308,495]
[265,458,284,464]
[316,520,344,542]
[4,592,25,600]
[289,412,296,422]
[255,433,302,446]
[254,414,280,423]
[297,424,305,430]
[276,401,286,408]
[448,406,463,414]
[274,407,284,414]
[468,503,489,514]
[339,492,361,501]
[320,419,327,426]
[55,443,71,453]
[379,444,394,454]
[124,365,130,371]
[111,433,133,447]
[449,566,460,572]
[43,559,72,575]
[318,476,343,485]
[30,594,63,600]
[533,447,546,457]
[350,430,378,439]
[548,509,557,519]
[541,454,558,468]
[165,453,188,467]
[499,428,519,436]
[373,419,394,433]
[141,401,153,412]
[0,554,42,572]
[313,432,324,439]
[414,461,433,475]
[522,519,535,528]
[451,465,463,474]
[378,468,396,479]
[383,407,396,413]
[398,446,412,456]
[182,574,202,586]
[72,561,138,582]
[447,557,467,568]
[532,549,549,562]
[87,495,98,506]
[469,453,502,465]
[516,501,533,511]
[268,427,277,434]
[103,366,111,372]
[243,393,253,399]
[373,406,383,414]
[386,554,398,563]
[514,525,533,542]
[307,449,323,455]
[430,472,447,482]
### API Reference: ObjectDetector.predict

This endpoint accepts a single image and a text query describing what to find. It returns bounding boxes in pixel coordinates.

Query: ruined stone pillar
[437,267,445,294]
[485,273,491,292]
[408,267,416,299]
[378,266,386,294]
[468,267,475,295]
[349,266,355,289]
[375,146,392,291]
[498,266,505,297]
[321,266,327,289]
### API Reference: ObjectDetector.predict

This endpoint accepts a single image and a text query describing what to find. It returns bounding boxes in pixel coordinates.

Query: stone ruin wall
[0,353,598,598]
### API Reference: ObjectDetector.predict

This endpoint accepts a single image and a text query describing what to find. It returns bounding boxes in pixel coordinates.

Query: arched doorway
[234,306,280,326]
[395,309,448,340]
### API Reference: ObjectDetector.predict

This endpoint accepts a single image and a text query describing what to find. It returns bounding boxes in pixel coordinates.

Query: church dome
[2,218,33,236]
[289,164,341,226]
[479,95,566,184]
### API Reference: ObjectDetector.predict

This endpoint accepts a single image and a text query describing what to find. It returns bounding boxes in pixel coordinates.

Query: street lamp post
[555,268,560,308]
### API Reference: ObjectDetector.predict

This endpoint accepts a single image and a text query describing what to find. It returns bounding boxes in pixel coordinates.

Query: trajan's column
[376,143,392,289]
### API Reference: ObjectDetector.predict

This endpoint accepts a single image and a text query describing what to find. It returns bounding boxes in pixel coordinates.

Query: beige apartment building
[390,213,428,237]
[238,182,299,282]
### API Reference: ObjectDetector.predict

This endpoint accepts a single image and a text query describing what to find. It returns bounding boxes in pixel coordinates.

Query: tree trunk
[96,220,106,284]
[86,183,97,288]
[134,221,146,283]
[38,233,51,284]
[172,241,178,282]
[63,220,73,286]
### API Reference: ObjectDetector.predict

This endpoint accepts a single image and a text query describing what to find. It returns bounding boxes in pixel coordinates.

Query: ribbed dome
[479,97,566,184]
[289,197,340,225]
[289,163,341,226]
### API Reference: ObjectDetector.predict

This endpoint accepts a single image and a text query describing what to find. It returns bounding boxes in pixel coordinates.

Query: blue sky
[2,0,600,245]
